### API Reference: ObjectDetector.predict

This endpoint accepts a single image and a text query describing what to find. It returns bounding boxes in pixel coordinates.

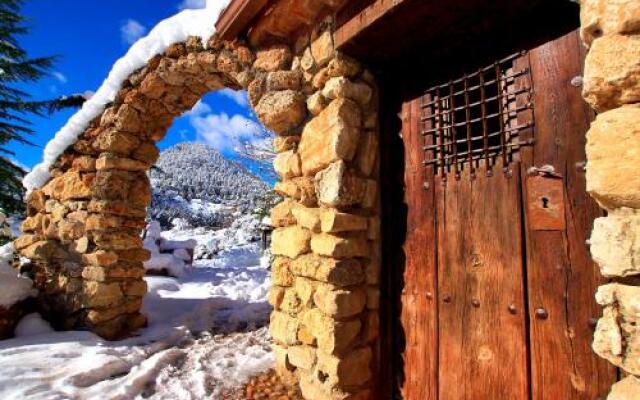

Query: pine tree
[0,0,84,214]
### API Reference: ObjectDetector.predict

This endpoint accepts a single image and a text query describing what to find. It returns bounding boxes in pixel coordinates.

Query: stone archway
[15,30,380,400]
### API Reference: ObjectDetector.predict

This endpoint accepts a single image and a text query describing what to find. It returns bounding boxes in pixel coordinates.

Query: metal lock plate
[526,175,566,231]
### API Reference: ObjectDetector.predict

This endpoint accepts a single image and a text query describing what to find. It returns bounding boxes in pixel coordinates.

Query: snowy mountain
[149,143,270,228]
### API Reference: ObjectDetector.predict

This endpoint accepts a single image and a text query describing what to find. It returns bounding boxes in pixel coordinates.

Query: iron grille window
[421,51,534,181]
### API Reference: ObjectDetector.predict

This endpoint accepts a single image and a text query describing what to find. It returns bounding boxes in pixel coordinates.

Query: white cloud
[120,19,147,45]
[186,101,270,153]
[52,72,67,84]
[218,88,249,107]
[178,0,207,9]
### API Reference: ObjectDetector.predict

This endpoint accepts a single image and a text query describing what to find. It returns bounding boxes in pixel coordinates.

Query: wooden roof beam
[215,0,270,41]
[334,0,409,50]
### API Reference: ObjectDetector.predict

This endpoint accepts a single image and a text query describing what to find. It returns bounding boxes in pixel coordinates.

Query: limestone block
[271,199,299,227]
[326,55,361,79]
[302,308,361,354]
[272,343,297,385]
[581,0,640,46]
[364,256,380,285]
[253,45,292,72]
[86,299,142,324]
[272,257,294,287]
[298,99,362,176]
[591,211,640,277]
[121,279,147,297]
[307,92,328,116]
[71,156,97,172]
[366,287,380,310]
[292,207,321,232]
[311,31,334,67]
[593,283,640,375]
[312,67,331,90]
[267,70,302,91]
[280,288,304,315]
[131,142,160,165]
[288,345,317,370]
[320,209,368,233]
[14,234,40,251]
[273,136,299,153]
[362,311,379,343]
[607,376,640,400]
[274,177,317,207]
[294,276,317,306]
[92,231,143,250]
[291,254,364,287]
[313,283,367,319]
[301,47,316,72]
[583,35,640,111]
[96,154,149,171]
[85,214,121,231]
[271,226,312,258]
[113,104,142,133]
[247,74,266,108]
[82,250,119,267]
[82,281,124,308]
[311,233,369,259]
[586,105,640,209]
[316,347,372,388]
[92,130,141,155]
[20,240,66,260]
[255,90,306,135]
[355,132,379,177]
[42,172,94,201]
[268,286,285,309]
[273,150,302,180]
[315,161,367,208]
[270,311,300,345]
[322,77,372,107]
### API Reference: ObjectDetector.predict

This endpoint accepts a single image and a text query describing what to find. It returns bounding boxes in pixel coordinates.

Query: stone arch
[15,31,380,400]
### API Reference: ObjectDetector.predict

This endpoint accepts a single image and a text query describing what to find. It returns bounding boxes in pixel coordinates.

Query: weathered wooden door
[398,31,617,399]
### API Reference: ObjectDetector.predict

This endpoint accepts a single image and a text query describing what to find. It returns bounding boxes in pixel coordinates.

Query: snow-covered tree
[0,208,11,246]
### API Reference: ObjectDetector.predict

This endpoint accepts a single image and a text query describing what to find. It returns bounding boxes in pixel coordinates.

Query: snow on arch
[22,0,232,193]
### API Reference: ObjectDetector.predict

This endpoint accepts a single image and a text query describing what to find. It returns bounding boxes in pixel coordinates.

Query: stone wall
[14,24,379,400]
[581,0,640,397]
[266,23,379,400]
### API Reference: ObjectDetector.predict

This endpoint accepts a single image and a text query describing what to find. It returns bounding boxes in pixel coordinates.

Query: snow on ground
[0,214,273,400]
[0,243,37,308]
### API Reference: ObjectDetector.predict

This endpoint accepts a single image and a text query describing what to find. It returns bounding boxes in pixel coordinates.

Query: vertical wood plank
[400,97,439,400]
[521,30,617,399]
[438,163,529,400]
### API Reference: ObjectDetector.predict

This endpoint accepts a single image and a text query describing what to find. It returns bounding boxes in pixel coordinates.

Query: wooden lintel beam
[334,0,408,50]
[216,0,270,41]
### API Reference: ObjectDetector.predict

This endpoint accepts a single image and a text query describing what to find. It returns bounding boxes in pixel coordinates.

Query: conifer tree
[0,0,84,214]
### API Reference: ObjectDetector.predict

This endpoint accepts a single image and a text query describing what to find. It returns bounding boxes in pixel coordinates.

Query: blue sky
[7,0,274,182]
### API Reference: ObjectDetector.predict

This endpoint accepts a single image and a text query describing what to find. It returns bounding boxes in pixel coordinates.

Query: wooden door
[398,31,617,400]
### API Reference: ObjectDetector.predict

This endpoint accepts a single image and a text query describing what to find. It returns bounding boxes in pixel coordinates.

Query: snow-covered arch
[14,2,381,399]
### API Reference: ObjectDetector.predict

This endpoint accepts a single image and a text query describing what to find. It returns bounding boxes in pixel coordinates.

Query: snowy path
[0,242,274,400]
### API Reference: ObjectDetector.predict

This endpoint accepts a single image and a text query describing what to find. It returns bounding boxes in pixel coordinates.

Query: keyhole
[541,197,550,209]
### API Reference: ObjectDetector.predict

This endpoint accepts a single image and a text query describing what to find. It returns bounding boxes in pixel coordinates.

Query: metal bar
[478,69,492,174]
[435,88,444,177]
[495,62,508,171]
[421,122,535,150]
[448,81,460,179]
[422,140,535,165]
[421,70,530,106]
[420,104,532,130]
[463,74,474,177]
